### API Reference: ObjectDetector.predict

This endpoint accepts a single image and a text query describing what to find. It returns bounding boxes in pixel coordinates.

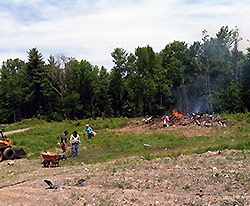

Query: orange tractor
[0,128,26,162]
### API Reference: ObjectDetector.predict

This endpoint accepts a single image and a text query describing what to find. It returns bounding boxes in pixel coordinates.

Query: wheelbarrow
[41,151,64,167]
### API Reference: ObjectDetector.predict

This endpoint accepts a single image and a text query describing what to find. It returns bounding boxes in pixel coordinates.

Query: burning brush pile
[142,110,228,128]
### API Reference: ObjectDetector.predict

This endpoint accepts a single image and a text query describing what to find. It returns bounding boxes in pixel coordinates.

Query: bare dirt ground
[108,121,230,138]
[4,128,31,136]
[0,149,249,206]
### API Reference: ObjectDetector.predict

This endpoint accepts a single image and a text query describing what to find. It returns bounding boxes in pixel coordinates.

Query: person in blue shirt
[86,124,93,139]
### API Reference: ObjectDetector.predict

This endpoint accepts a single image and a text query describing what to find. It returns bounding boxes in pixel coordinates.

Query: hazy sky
[0,0,250,69]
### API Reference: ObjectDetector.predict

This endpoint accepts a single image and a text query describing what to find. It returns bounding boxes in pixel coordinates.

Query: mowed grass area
[1,113,250,164]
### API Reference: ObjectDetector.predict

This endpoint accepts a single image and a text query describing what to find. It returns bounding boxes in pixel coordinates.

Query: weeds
[183,184,191,190]
[233,197,245,206]
[143,153,153,161]
[225,184,232,192]
[131,198,137,203]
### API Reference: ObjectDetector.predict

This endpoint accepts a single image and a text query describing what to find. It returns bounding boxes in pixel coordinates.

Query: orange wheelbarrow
[41,151,64,167]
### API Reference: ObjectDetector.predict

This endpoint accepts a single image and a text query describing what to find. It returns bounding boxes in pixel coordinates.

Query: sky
[0,0,250,70]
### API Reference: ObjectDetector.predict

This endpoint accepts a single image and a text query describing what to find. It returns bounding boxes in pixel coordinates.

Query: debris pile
[141,110,228,129]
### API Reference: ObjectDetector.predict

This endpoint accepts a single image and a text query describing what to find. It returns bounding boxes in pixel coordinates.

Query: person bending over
[86,124,93,139]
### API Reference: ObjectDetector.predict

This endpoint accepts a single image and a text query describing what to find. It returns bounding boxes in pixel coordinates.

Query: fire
[172,109,185,119]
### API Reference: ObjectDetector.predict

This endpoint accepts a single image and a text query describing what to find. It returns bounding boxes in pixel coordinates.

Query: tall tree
[95,66,113,118]
[231,26,243,84]
[153,53,172,114]
[110,48,127,117]
[134,45,157,115]
[161,41,198,112]
[197,27,235,113]
[26,48,46,117]
[64,59,99,119]
[0,59,29,123]
[46,55,69,119]
[242,48,250,110]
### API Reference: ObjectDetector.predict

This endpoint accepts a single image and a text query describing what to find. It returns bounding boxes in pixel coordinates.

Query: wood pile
[141,112,228,129]
[171,113,227,127]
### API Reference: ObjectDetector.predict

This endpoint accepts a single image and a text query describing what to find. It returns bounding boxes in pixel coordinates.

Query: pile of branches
[141,112,228,128]
[171,113,228,127]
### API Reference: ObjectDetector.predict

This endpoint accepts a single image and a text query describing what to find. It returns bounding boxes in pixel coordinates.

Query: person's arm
[78,135,81,144]
[63,140,67,149]
[70,135,73,146]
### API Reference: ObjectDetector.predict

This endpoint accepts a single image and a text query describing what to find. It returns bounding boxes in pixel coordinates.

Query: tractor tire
[3,148,15,159]
[0,151,3,162]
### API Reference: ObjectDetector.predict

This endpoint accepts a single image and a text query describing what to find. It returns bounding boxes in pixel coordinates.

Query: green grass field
[1,113,250,164]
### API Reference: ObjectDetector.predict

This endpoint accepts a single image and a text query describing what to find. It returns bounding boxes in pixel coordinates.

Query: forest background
[1,26,250,124]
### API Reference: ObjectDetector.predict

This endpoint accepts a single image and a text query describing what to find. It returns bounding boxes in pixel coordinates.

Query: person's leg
[75,144,79,156]
[62,145,66,159]
[88,133,92,139]
[72,144,76,157]
[61,143,65,152]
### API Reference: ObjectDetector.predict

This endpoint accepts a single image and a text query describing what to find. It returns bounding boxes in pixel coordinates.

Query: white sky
[0,0,250,70]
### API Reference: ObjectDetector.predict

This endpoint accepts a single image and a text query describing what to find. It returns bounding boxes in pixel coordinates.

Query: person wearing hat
[86,124,93,139]
[70,131,81,157]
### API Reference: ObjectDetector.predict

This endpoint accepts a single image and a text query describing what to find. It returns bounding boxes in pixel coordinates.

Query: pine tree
[26,48,46,117]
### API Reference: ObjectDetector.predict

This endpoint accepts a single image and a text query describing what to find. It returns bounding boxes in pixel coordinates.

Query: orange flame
[172,109,185,119]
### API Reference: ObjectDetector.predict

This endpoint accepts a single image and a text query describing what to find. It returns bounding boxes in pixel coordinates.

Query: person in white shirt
[70,131,81,157]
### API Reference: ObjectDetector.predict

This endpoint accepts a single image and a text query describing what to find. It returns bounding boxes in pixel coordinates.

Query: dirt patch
[4,128,31,136]
[108,123,230,138]
[0,149,249,205]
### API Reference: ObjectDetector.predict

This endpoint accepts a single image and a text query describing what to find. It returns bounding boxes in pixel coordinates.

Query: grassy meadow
[1,113,250,164]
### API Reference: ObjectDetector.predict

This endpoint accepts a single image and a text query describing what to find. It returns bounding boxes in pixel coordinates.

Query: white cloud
[0,0,250,69]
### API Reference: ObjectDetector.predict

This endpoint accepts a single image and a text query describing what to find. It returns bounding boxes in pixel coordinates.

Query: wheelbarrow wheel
[42,160,50,167]
[0,151,3,162]
[3,148,15,159]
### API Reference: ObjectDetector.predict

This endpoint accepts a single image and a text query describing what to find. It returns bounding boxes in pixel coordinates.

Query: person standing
[70,131,81,157]
[162,114,170,127]
[61,130,69,159]
[86,124,93,139]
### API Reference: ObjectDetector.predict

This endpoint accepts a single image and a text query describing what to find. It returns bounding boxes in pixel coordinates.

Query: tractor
[0,128,26,162]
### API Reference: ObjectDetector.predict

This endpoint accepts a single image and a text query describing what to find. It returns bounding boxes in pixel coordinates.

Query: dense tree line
[0,26,250,123]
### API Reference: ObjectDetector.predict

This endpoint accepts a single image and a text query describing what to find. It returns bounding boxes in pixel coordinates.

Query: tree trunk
[233,47,239,84]
[91,92,95,118]
[13,112,16,123]
[160,88,163,108]
[204,57,212,113]
[181,80,189,112]
[148,92,152,115]
[116,92,120,117]
[60,94,68,120]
